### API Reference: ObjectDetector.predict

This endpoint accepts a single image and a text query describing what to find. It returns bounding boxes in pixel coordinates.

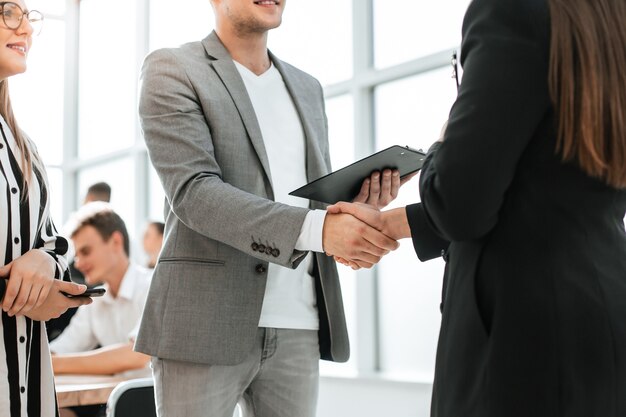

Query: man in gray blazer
[135,1,401,416]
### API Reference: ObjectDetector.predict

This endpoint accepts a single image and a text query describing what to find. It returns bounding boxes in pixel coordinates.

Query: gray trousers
[151,328,320,417]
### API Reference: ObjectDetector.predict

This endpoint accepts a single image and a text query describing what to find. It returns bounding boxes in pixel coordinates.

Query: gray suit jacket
[135,31,349,365]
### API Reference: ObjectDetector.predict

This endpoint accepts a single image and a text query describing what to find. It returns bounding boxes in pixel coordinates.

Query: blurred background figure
[83,181,111,204]
[142,221,164,269]
[51,202,152,417]
[47,182,114,341]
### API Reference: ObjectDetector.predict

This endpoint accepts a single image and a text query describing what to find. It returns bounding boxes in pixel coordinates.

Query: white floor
[317,376,433,417]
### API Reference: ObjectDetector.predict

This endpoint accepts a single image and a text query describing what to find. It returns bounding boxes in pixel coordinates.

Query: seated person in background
[47,182,113,342]
[49,202,152,375]
[142,221,164,268]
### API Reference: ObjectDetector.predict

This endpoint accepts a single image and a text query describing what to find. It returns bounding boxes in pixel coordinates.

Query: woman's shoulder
[465,0,549,30]
[462,0,550,50]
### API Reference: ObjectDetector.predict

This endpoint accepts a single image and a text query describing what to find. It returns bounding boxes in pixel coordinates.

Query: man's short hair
[150,221,165,236]
[85,182,111,202]
[68,202,130,257]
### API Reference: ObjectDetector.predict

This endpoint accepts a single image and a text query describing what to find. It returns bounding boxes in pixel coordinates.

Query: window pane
[27,0,65,15]
[11,19,65,165]
[375,68,457,153]
[46,167,63,228]
[270,0,352,86]
[374,69,457,378]
[78,0,137,158]
[77,158,136,237]
[374,0,470,69]
[326,95,354,170]
[149,0,214,50]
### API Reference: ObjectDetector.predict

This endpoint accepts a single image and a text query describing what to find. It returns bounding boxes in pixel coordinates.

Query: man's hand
[24,280,91,322]
[0,249,58,316]
[352,169,416,209]
[322,213,399,269]
[327,202,412,270]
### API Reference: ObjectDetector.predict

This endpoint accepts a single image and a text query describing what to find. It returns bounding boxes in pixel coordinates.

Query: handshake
[321,170,414,270]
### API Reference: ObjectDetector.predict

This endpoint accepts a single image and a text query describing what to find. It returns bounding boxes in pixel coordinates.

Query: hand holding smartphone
[62,287,106,298]
[0,278,105,300]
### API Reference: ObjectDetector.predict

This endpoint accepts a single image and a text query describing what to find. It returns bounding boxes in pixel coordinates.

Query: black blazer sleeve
[419,0,551,241]
[406,203,449,262]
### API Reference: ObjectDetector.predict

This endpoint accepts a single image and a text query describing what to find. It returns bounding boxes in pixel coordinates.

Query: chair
[106,377,156,417]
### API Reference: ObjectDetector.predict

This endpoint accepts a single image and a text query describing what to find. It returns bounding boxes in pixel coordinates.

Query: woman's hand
[1,249,59,316]
[24,280,92,321]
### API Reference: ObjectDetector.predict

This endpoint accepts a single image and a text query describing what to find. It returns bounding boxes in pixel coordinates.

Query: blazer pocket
[159,257,225,266]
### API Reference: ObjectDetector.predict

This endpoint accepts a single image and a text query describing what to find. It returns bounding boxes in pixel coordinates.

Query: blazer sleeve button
[255,264,267,274]
[264,246,272,255]
[258,244,266,253]
[251,242,259,251]
[271,248,280,258]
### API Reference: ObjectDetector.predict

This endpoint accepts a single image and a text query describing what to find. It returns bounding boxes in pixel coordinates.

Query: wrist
[382,208,411,240]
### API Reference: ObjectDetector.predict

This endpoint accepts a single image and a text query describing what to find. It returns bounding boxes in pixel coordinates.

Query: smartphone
[0,280,105,300]
[62,287,106,298]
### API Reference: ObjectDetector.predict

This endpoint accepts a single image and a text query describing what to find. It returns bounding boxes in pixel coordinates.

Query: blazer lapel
[271,53,327,183]
[202,32,274,188]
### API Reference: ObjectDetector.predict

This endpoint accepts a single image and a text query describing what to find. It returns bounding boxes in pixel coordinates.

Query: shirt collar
[101,263,139,303]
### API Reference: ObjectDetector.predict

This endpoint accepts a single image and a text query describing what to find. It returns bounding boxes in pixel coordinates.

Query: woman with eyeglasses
[330,0,626,415]
[0,1,93,416]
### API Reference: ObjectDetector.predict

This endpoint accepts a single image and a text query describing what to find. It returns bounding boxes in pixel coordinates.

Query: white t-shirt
[49,263,152,353]
[235,61,326,330]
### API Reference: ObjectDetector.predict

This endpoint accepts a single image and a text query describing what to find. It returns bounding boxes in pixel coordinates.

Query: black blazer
[410,0,626,416]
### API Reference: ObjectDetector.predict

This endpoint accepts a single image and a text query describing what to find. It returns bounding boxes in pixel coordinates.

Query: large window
[77,0,138,159]
[373,0,467,68]
[374,69,458,378]
[11,0,67,223]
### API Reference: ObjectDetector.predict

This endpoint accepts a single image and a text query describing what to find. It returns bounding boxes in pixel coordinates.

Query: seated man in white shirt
[50,202,152,376]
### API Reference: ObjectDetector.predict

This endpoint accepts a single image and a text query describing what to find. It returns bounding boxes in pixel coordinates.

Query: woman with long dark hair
[0,2,91,416]
[329,0,626,415]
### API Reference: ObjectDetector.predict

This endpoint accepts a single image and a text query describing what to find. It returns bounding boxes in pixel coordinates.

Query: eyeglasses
[0,2,43,35]
[451,50,459,92]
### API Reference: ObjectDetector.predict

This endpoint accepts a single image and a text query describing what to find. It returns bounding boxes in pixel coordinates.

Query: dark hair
[150,221,165,236]
[548,0,626,188]
[86,182,112,202]
[71,207,130,256]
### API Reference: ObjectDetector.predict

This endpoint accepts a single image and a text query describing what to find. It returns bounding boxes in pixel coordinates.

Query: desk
[55,370,151,408]
[56,374,124,407]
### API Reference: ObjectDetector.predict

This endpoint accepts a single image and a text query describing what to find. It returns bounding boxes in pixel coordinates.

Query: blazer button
[251,242,259,251]
[255,264,267,274]
[271,248,280,258]
[258,244,266,253]
[264,246,272,255]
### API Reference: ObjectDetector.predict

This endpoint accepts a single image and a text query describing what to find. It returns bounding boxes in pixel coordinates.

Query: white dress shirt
[49,263,152,353]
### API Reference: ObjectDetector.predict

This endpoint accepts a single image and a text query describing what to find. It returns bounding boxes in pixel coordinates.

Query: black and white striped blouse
[0,115,70,417]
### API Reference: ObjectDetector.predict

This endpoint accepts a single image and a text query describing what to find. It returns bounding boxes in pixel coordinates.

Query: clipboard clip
[451,50,460,92]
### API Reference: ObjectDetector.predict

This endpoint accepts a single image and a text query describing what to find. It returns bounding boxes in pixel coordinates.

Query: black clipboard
[289,145,426,205]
